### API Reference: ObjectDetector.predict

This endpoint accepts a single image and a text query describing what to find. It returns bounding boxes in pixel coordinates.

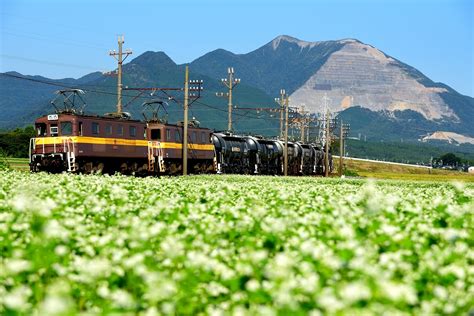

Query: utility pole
[217,67,240,131]
[284,95,289,176]
[300,122,305,142]
[183,66,189,175]
[339,120,343,177]
[299,106,308,142]
[274,89,286,138]
[325,109,330,177]
[338,121,350,177]
[109,35,132,115]
[181,67,203,176]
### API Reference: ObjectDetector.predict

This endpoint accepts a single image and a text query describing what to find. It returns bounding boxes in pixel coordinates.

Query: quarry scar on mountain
[422,131,474,145]
[289,40,457,121]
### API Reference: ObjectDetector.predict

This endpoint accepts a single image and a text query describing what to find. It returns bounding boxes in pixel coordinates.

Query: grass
[7,156,474,181]
[335,158,473,182]
[356,171,474,182]
[5,157,29,171]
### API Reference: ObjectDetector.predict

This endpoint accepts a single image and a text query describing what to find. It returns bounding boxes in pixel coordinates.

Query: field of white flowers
[0,171,473,315]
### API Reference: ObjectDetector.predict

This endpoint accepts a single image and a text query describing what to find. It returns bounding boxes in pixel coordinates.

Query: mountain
[191,35,473,140]
[1,35,472,144]
[0,71,102,128]
[191,35,345,96]
[0,53,278,134]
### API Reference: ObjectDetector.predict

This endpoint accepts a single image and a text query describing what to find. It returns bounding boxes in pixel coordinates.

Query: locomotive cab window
[129,126,137,137]
[92,122,99,135]
[201,132,206,143]
[117,125,123,136]
[192,131,197,142]
[50,124,58,136]
[150,129,161,140]
[105,124,112,136]
[60,121,72,135]
[79,122,83,136]
[175,130,181,142]
[166,129,171,141]
[36,123,47,136]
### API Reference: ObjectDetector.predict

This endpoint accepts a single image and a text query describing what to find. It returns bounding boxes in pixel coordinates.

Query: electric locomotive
[29,90,215,175]
[30,89,149,174]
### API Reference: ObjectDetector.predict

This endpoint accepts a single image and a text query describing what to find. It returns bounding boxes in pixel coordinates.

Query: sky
[1,0,472,96]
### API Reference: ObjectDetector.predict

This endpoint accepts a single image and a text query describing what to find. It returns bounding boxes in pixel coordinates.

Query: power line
[193,100,280,135]
[0,72,266,118]
[194,100,268,121]
[1,29,109,50]
[1,72,280,134]
[1,12,170,53]
[1,12,99,33]
[0,72,150,100]
[0,54,105,71]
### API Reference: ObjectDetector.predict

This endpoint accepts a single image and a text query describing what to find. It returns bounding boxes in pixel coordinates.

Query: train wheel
[98,163,104,174]
[84,162,93,174]
[170,163,178,175]
[120,163,128,174]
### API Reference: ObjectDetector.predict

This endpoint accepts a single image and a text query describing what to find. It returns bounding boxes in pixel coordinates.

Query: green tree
[0,126,35,157]
[438,153,461,166]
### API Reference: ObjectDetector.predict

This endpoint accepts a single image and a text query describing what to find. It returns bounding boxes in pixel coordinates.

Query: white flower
[206,281,229,297]
[44,220,69,240]
[3,286,32,310]
[433,286,448,300]
[380,224,398,236]
[441,264,466,280]
[97,284,110,298]
[340,282,371,304]
[317,289,344,312]
[381,281,418,304]
[74,257,111,281]
[110,289,134,308]
[245,279,260,291]
[5,259,31,274]
[160,236,184,258]
[54,245,69,256]
[40,294,72,315]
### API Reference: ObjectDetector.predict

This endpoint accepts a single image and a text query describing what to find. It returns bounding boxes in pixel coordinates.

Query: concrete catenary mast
[109,35,132,115]
[216,67,240,131]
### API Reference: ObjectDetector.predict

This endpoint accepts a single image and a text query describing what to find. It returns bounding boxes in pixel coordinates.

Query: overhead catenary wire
[0,72,255,112]
[0,73,278,120]
[1,30,110,50]
[1,72,285,135]
[0,72,157,100]
[0,54,106,72]
[1,12,175,62]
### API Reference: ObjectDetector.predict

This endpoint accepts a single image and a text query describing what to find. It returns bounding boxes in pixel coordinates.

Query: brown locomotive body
[30,113,215,175]
[30,113,148,174]
[146,121,214,174]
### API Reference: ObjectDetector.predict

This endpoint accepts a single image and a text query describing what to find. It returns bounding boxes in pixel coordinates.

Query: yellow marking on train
[149,143,214,150]
[34,136,148,146]
[34,137,214,151]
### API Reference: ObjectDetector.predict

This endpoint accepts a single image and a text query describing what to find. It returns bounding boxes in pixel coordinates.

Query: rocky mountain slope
[290,39,456,120]
[191,35,473,139]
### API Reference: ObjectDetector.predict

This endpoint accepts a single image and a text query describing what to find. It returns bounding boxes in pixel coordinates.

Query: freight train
[29,90,332,176]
